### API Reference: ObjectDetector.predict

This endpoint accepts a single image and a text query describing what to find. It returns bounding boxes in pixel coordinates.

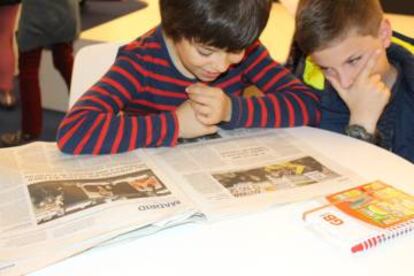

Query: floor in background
[0,79,65,143]
[80,0,147,31]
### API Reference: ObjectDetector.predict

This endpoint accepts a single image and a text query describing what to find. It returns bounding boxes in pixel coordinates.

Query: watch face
[345,125,374,142]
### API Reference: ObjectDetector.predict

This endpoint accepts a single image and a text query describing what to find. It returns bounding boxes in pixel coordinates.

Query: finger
[186,83,208,95]
[195,113,212,125]
[357,49,381,82]
[325,75,348,99]
[189,94,218,110]
[191,102,212,117]
[189,97,206,110]
[369,74,382,83]
[369,74,390,92]
[188,92,210,105]
[186,83,219,98]
[196,112,218,126]
[373,76,386,92]
[377,81,386,92]
[206,125,219,134]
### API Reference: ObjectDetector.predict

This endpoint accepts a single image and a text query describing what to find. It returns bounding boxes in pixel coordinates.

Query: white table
[32,127,414,276]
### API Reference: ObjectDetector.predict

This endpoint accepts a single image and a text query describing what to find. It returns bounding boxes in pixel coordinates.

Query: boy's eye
[197,48,213,57]
[347,56,362,66]
[323,69,334,76]
[320,66,332,74]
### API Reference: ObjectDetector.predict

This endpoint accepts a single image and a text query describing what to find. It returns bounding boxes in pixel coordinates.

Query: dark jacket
[18,0,80,52]
[288,32,414,163]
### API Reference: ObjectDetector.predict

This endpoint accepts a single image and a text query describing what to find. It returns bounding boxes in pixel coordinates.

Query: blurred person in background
[0,0,80,147]
[0,0,21,109]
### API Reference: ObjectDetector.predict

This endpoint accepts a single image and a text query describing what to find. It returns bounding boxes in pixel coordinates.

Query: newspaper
[0,128,361,275]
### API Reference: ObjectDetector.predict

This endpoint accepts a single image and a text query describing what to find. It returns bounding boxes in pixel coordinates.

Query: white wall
[40,40,97,112]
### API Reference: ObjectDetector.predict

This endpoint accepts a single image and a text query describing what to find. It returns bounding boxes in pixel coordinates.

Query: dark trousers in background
[19,42,74,138]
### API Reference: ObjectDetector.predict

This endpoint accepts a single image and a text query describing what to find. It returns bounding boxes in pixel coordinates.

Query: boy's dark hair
[295,0,384,55]
[160,0,272,52]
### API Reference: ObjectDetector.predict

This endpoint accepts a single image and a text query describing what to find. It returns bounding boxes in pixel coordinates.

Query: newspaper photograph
[29,170,170,225]
[151,129,362,218]
[212,156,340,198]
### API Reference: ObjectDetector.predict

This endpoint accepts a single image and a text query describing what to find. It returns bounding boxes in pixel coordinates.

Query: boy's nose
[214,57,230,73]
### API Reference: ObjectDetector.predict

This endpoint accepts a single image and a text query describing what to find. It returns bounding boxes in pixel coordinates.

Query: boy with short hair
[57,0,320,155]
[293,0,414,162]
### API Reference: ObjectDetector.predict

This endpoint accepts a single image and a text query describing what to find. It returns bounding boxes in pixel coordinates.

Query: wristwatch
[344,124,380,144]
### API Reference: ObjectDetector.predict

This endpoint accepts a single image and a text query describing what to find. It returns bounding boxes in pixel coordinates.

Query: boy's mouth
[203,70,221,79]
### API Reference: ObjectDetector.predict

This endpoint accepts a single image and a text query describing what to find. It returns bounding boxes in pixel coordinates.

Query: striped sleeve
[222,41,321,129]
[57,50,179,155]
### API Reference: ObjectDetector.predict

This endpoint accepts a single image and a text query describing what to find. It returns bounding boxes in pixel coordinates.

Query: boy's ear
[377,18,392,48]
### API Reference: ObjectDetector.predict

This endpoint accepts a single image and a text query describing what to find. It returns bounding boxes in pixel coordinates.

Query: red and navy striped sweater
[57,26,321,155]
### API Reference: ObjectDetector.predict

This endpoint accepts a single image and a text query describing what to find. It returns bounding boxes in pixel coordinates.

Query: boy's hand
[326,50,391,133]
[186,83,232,125]
[176,100,218,138]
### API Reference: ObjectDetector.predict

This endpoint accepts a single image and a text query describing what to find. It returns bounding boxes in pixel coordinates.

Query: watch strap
[344,124,381,144]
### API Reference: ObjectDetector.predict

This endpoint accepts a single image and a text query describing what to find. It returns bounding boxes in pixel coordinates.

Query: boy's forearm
[57,110,179,155]
[221,90,320,129]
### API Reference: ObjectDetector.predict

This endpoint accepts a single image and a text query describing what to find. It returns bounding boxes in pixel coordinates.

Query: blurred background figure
[0,0,21,109]
[1,0,80,147]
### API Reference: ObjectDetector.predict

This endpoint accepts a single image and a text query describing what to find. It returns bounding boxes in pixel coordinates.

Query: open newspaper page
[148,128,364,220]
[0,142,201,275]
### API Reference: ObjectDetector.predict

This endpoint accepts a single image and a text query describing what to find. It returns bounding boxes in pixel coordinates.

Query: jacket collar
[387,43,414,92]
